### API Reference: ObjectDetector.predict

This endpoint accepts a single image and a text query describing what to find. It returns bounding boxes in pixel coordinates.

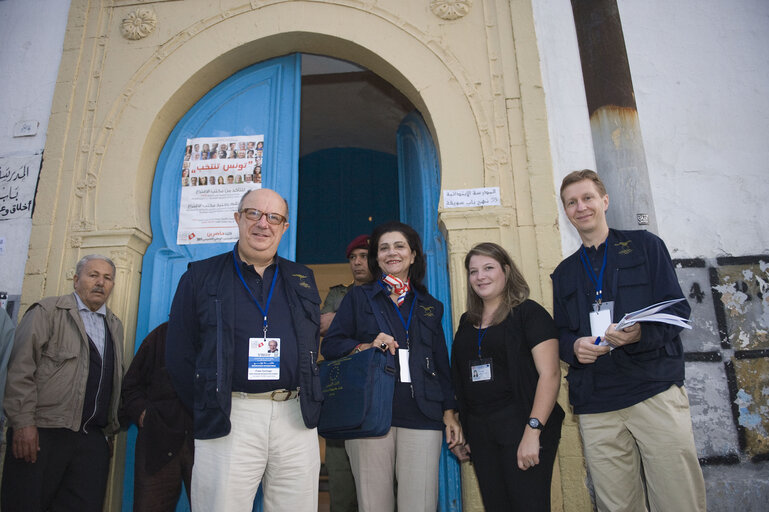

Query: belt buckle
[271,390,291,401]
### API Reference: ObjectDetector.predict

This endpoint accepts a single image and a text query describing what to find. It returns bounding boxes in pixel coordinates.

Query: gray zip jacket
[4,293,124,434]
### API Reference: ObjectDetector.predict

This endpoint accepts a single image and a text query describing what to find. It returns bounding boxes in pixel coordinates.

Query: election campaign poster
[177,135,264,244]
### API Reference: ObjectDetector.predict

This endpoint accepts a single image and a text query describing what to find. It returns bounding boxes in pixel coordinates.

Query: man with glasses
[166,188,322,512]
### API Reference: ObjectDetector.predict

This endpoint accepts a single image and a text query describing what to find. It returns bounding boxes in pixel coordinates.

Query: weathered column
[571,0,657,232]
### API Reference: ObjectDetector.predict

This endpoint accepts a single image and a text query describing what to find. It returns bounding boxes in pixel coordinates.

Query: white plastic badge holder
[398,349,411,383]
[589,301,614,338]
[470,359,493,382]
[248,337,280,380]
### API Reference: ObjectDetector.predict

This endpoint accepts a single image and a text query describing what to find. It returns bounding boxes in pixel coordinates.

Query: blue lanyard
[477,326,488,359]
[378,281,417,347]
[580,245,608,305]
[232,246,279,339]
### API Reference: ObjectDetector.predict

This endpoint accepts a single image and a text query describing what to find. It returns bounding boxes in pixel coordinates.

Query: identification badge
[398,349,411,383]
[589,301,614,339]
[470,358,493,382]
[248,337,280,380]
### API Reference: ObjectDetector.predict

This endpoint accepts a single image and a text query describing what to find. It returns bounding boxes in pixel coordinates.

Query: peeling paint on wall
[676,255,769,465]
[712,259,769,350]
[732,358,769,457]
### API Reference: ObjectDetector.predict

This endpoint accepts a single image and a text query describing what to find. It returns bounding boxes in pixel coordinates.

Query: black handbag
[318,348,396,439]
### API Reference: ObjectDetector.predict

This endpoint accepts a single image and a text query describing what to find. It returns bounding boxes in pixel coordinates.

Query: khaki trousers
[191,395,320,512]
[578,385,706,512]
[345,427,442,512]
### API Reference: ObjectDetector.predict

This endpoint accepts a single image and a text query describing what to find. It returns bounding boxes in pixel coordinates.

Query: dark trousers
[1,427,110,512]
[133,433,194,512]
[467,407,562,512]
[325,438,358,512]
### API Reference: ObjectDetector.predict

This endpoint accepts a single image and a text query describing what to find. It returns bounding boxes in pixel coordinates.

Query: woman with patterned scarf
[322,221,463,512]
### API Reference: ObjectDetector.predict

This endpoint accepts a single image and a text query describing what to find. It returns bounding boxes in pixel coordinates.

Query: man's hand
[604,322,641,347]
[320,312,335,337]
[573,337,610,364]
[12,425,40,463]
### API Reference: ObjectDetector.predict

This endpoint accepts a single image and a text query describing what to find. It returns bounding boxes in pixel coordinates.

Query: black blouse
[452,300,558,419]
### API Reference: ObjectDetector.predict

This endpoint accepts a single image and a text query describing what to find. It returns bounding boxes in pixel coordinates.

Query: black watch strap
[527,417,544,430]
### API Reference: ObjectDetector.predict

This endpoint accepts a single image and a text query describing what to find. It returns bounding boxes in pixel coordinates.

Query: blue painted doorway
[129,55,458,512]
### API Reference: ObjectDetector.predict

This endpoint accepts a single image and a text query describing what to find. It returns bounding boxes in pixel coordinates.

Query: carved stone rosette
[121,7,157,40]
[430,0,472,21]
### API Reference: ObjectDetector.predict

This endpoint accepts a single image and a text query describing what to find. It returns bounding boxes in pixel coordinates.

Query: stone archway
[30,2,574,509]
[95,1,486,345]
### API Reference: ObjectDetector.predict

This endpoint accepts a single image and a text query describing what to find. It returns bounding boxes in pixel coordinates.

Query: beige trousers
[579,385,706,512]
[191,395,320,512]
[345,427,442,512]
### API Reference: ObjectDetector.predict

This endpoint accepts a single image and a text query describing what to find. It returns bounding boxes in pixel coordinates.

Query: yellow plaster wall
[25,0,590,509]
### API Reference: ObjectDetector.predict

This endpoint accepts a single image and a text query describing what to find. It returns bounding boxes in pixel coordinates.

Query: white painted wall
[534,0,769,259]
[0,0,70,307]
[533,2,769,506]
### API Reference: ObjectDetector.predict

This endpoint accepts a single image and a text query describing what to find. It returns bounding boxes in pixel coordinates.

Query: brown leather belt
[232,389,299,401]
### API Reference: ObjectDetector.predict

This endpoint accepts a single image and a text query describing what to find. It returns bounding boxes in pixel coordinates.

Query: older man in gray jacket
[2,254,124,512]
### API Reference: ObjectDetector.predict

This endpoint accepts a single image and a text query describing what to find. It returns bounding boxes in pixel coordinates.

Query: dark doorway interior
[297,55,414,265]
[296,54,415,512]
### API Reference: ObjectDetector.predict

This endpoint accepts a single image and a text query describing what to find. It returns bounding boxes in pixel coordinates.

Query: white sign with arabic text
[443,187,501,208]
[0,154,41,220]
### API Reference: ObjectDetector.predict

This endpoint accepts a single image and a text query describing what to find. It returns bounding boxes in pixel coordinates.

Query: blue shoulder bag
[318,348,396,439]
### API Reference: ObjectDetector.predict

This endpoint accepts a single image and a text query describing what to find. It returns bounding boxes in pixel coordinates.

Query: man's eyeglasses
[239,208,286,225]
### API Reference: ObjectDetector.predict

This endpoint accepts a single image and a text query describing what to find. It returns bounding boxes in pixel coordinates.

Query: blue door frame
[129,59,459,512]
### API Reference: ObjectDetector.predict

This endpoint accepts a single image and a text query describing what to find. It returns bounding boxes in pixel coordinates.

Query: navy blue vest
[81,321,114,432]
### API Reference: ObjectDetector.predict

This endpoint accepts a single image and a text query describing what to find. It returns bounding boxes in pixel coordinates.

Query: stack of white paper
[615,298,692,330]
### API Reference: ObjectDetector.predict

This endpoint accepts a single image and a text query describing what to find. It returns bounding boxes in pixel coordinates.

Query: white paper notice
[177,135,264,245]
[443,187,500,208]
[0,154,41,220]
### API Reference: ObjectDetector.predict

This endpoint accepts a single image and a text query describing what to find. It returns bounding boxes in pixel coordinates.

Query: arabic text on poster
[177,135,264,245]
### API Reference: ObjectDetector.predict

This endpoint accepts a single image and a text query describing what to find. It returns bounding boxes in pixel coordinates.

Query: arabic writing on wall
[0,154,41,221]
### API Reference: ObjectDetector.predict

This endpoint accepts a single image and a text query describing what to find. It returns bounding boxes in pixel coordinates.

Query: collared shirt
[232,252,299,393]
[74,292,107,358]
[582,241,610,300]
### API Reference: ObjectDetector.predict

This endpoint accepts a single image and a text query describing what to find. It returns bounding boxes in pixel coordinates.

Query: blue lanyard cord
[580,244,608,305]
[232,246,280,338]
[477,326,488,359]
[378,281,417,347]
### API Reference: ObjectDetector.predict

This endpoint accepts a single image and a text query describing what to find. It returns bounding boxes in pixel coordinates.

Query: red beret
[346,234,370,258]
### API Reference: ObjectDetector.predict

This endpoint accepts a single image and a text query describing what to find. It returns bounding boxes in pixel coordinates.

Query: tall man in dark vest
[2,254,124,512]
[166,188,323,511]
[551,170,705,512]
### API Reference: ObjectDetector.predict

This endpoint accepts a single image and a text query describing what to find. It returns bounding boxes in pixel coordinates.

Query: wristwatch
[527,417,544,430]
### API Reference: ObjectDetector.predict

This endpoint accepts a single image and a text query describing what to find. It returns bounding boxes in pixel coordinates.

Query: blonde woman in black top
[451,243,564,511]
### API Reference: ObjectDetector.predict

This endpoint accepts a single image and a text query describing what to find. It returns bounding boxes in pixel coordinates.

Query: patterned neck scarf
[382,274,411,306]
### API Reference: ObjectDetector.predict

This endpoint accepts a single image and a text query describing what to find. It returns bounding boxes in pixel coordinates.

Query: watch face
[528,418,542,429]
